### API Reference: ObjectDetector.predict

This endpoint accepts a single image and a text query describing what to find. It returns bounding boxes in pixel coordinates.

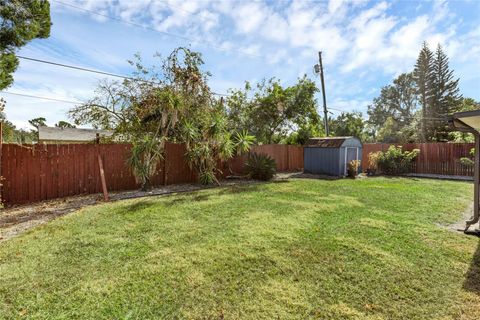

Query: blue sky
[2,0,479,129]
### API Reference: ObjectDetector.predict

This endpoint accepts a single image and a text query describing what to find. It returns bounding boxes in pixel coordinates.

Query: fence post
[95,138,109,201]
[97,152,109,201]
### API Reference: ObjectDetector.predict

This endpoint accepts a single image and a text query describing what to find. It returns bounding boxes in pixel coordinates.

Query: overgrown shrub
[367,151,382,175]
[245,153,277,181]
[460,148,475,167]
[347,160,361,178]
[460,157,474,167]
[377,146,419,175]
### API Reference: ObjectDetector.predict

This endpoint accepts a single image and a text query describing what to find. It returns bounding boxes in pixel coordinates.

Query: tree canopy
[0,0,51,89]
[69,48,255,187]
[226,77,320,144]
[367,42,463,143]
[330,111,366,140]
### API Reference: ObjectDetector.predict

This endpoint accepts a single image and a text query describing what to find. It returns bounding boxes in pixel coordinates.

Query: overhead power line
[16,55,230,97]
[18,55,138,81]
[52,0,263,59]
[0,91,82,104]
[0,91,451,122]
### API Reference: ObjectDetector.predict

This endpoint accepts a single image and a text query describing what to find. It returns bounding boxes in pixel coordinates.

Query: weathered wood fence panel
[362,143,475,176]
[1,143,303,206]
[252,144,304,172]
[222,144,304,175]
[5,141,474,205]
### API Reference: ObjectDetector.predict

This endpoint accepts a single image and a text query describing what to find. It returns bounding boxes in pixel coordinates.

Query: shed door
[344,147,359,175]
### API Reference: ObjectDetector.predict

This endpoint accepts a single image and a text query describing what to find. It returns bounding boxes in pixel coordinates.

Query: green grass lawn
[0,177,479,319]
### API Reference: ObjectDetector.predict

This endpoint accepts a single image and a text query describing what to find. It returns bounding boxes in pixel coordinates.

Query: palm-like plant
[234,131,256,155]
[182,108,255,185]
[245,153,277,181]
[128,134,164,191]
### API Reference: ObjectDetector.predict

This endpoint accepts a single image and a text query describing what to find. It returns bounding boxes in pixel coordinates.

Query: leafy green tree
[373,115,418,143]
[0,102,18,142]
[55,120,75,128]
[70,48,208,187]
[0,102,35,143]
[283,121,323,145]
[367,73,418,140]
[28,116,46,141]
[368,42,463,143]
[330,111,366,140]
[0,0,51,89]
[28,116,46,129]
[69,47,254,187]
[448,98,479,142]
[458,97,480,112]
[226,76,320,144]
[376,117,401,143]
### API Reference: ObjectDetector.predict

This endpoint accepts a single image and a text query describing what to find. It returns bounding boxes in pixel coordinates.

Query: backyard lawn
[0,177,479,319]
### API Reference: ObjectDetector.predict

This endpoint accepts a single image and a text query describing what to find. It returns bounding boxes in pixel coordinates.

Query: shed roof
[305,136,356,148]
[38,126,113,142]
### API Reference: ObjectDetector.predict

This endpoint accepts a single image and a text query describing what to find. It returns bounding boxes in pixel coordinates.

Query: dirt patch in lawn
[0,195,96,242]
[0,178,265,243]
[446,201,474,232]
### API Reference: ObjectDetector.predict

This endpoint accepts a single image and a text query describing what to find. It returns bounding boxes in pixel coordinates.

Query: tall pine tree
[413,42,434,142]
[430,44,462,141]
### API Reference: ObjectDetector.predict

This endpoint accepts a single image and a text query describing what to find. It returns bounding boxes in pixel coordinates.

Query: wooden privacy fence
[362,143,475,176]
[0,143,303,206]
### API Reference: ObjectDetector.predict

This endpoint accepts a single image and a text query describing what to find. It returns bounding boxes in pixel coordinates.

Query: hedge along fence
[1,143,303,206]
[362,143,475,176]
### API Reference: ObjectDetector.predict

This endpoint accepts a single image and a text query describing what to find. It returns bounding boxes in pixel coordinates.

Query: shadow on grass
[464,238,480,295]
[289,172,342,180]
[217,184,262,195]
[163,193,211,206]
[122,199,159,213]
[272,179,290,184]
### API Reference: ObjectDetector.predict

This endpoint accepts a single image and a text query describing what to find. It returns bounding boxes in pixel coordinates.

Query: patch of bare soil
[0,179,264,243]
[445,201,474,233]
[0,195,98,242]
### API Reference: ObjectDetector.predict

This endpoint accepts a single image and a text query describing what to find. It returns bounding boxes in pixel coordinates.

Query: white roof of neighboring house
[38,126,114,142]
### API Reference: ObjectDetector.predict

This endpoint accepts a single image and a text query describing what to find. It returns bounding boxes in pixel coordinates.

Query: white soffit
[457,116,480,131]
[453,110,480,132]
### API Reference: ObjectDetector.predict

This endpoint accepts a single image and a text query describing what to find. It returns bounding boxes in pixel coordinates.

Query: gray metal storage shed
[304,137,362,176]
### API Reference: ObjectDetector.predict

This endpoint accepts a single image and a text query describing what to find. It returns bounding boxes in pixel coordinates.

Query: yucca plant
[245,153,277,181]
[234,131,256,155]
[182,108,255,185]
[128,135,164,191]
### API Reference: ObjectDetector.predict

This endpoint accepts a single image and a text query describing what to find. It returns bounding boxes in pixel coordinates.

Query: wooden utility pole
[317,51,330,136]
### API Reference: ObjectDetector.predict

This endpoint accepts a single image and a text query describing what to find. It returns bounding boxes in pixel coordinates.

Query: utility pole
[315,51,330,136]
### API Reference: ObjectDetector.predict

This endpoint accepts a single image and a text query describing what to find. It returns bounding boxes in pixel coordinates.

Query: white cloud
[56,0,467,77]
[241,44,262,56]
[231,2,267,34]
[328,0,344,14]
[8,0,479,127]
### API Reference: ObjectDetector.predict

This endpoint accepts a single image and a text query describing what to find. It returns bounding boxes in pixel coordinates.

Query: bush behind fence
[362,143,475,177]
